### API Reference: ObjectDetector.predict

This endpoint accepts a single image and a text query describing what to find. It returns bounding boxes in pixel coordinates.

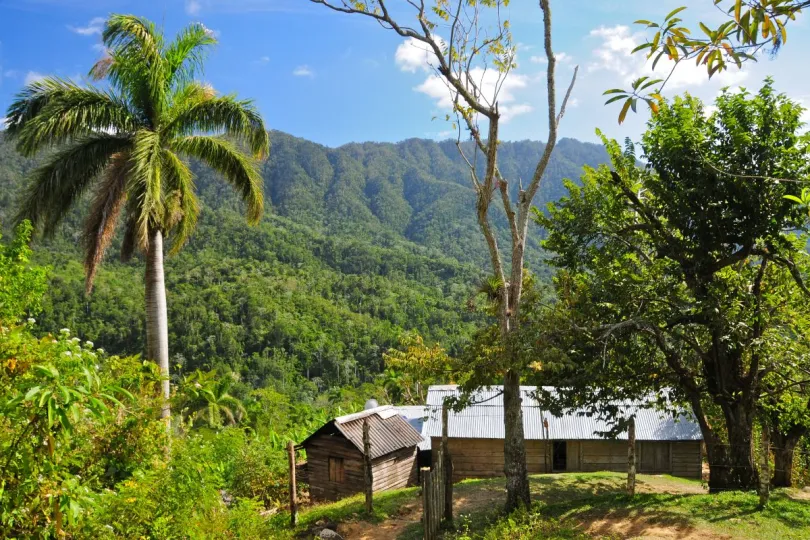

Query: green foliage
[0,325,162,538]
[0,220,47,325]
[538,80,810,485]
[609,1,806,121]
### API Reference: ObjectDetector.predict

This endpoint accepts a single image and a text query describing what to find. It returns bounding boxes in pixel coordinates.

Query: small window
[328,457,345,483]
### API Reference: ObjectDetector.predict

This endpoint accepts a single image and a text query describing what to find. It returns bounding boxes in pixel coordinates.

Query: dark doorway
[553,441,567,471]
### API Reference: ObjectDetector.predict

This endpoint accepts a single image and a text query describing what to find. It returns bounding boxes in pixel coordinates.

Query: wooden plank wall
[305,436,365,501]
[430,438,549,480]
[371,446,418,492]
[579,441,628,472]
[671,441,702,478]
[431,438,702,479]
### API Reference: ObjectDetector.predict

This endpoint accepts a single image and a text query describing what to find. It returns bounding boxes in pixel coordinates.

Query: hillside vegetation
[0,131,606,392]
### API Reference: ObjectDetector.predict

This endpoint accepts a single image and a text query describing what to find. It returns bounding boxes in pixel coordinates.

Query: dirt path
[338,475,719,540]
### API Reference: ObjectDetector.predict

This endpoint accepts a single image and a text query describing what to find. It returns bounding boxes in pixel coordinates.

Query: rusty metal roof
[302,405,424,459]
[423,385,702,442]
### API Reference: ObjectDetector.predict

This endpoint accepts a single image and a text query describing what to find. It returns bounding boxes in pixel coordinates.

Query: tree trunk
[706,402,758,493]
[771,428,803,488]
[146,228,171,420]
[503,368,531,510]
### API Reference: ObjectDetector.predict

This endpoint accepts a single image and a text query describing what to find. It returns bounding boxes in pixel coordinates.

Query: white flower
[27,318,36,324]
[98,348,105,354]
[63,351,72,357]
[59,328,70,335]
[71,337,81,343]
[85,340,94,348]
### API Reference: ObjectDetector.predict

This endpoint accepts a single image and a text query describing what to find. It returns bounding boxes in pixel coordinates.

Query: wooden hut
[301,405,423,501]
[423,385,703,481]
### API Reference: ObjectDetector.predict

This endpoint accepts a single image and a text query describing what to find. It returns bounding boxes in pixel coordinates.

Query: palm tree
[179,370,247,428]
[4,15,269,420]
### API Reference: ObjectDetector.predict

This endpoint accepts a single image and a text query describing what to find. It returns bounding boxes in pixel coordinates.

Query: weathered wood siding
[305,435,419,501]
[431,438,702,480]
[579,441,628,472]
[430,438,550,481]
[671,441,702,479]
[305,435,365,501]
[371,445,418,492]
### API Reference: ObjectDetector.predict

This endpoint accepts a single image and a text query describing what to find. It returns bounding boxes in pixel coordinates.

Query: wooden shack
[301,405,423,501]
[424,385,703,481]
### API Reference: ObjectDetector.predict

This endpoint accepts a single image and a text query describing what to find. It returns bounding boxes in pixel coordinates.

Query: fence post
[759,424,770,508]
[287,440,298,527]
[627,417,636,497]
[423,466,434,540]
[363,418,374,513]
[442,402,453,525]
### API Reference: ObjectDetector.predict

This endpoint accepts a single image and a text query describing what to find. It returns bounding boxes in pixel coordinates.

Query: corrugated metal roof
[394,406,432,451]
[304,405,423,460]
[422,385,702,442]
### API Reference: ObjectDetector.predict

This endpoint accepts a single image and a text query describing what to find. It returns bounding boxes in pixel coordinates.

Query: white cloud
[25,71,46,85]
[0,117,7,130]
[395,37,445,73]
[293,65,314,78]
[530,52,571,64]
[4,70,18,78]
[186,0,201,15]
[256,56,270,65]
[414,68,532,123]
[91,43,106,53]
[569,97,580,108]
[587,24,747,91]
[67,17,105,36]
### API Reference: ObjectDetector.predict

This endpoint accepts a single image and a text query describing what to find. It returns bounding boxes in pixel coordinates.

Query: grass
[268,472,810,539]
[267,486,419,539]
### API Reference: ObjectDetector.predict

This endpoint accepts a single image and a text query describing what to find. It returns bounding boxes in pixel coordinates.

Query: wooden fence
[421,448,445,540]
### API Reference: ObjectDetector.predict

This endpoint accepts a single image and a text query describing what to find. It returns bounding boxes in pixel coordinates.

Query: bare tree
[310,0,576,510]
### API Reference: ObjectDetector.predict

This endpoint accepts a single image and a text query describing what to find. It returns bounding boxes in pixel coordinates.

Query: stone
[319,529,344,540]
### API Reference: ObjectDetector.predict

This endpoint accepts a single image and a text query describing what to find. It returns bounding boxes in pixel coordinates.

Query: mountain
[0,131,607,397]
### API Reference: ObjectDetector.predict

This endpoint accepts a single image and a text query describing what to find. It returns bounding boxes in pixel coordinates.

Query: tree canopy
[538,80,810,491]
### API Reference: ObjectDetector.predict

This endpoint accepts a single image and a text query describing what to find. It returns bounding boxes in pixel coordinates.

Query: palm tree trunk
[146,228,171,420]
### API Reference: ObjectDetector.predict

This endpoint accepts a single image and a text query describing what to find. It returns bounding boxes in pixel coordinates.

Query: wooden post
[423,467,434,540]
[627,417,636,497]
[363,418,373,513]
[759,423,770,508]
[442,402,453,525]
[287,440,298,527]
[543,417,550,473]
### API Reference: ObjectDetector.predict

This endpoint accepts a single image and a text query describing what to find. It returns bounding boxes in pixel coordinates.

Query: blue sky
[0,0,808,147]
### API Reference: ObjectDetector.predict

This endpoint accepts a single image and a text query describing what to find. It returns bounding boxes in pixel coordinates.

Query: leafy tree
[538,81,810,491]
[381,333,456,404]
[0,221,47,325]
[4,14,269,420]
[309,0,577,509]
[607,1,807,119]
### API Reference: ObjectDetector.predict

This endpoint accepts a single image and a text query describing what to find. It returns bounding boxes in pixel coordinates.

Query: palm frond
[102,14,163,67]
[163,22,216,88]
[15,133,132,235]
[120,215,139,261]
[100,15,165,124]
[83,153,130,294]
[165,95,269,158]
[171,135,264,224]
[161,149,199,255]
[9,78,139,156]
[127,129,164,249]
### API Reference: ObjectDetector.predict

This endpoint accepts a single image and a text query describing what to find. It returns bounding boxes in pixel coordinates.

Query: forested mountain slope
[0,131,606,396]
